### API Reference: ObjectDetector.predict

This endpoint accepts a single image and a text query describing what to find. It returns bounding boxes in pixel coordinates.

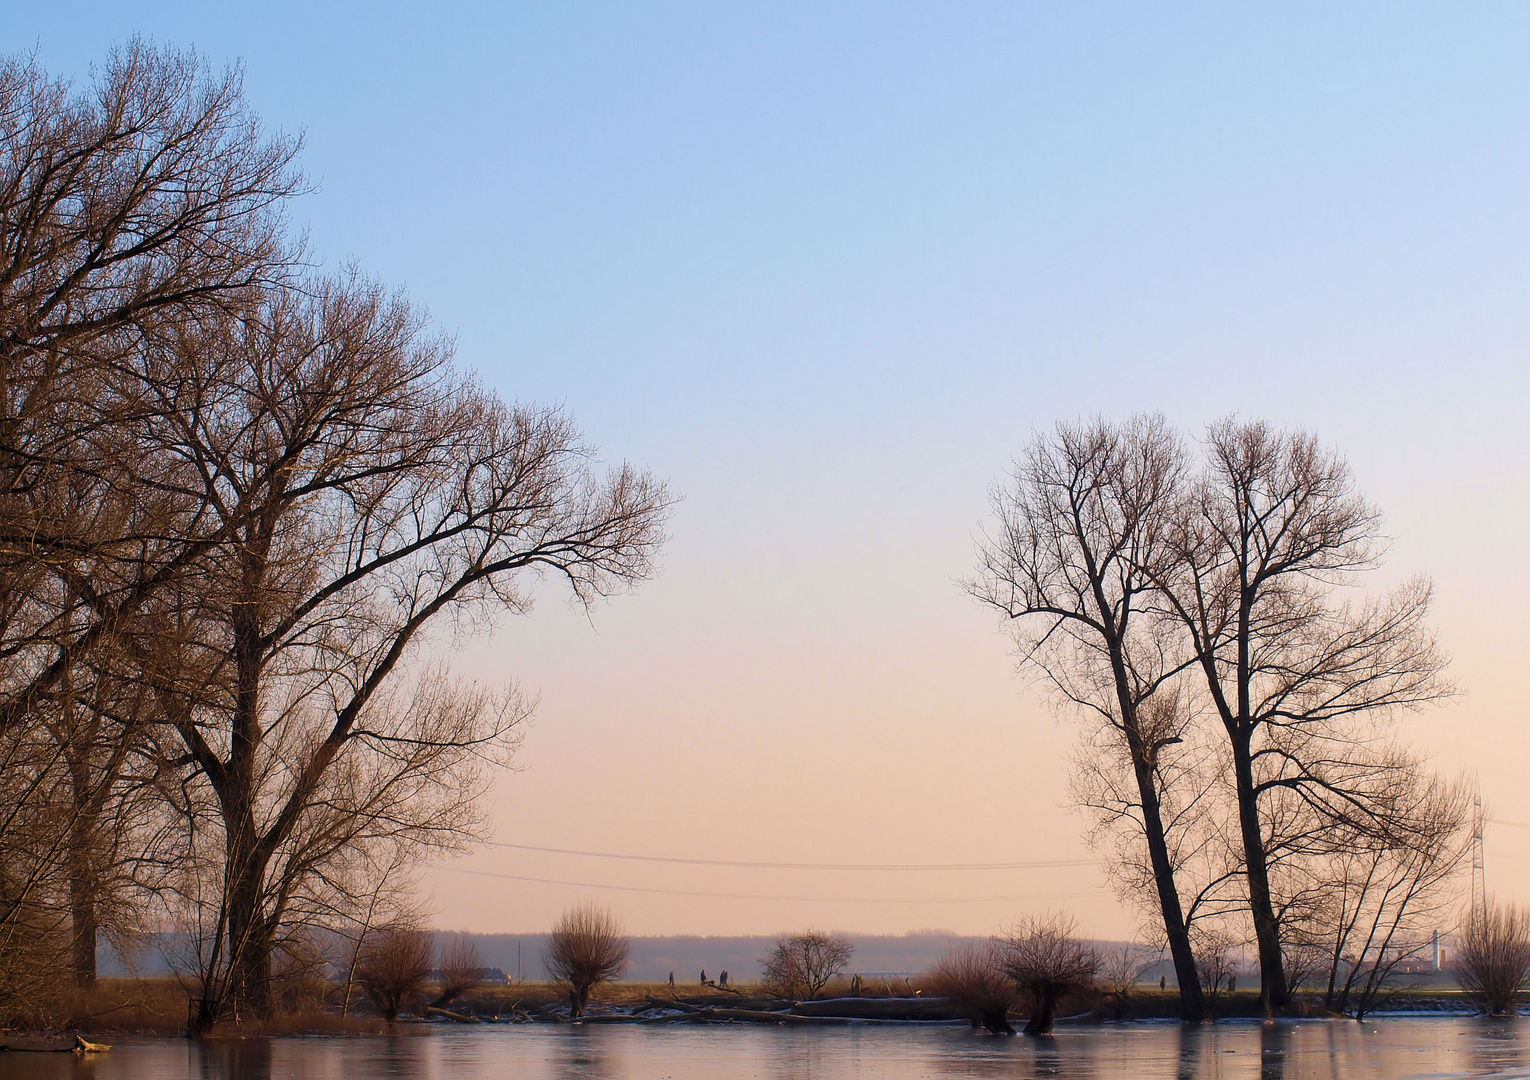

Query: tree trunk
[68,866,97,990]
[1094,573,1207,1025]
[1024,989,1060,1035]
[980,1006,1015,1034]
[65,741,101,991]
[224,853,274,1019]
[1230,727,1288,1012]
[1132,752,1207,1023]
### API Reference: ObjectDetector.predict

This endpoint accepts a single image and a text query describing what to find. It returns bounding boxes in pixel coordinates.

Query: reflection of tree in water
[1174,1025,1206,1080]
[1469,1016,1529,1077]
[196,1038,271,1080]
[925,1028,1107,1080]
[1259,1023,1293,1080]
[556,1026,612,1080]
[767,1029,855,1080]
[373,1032,431,1079]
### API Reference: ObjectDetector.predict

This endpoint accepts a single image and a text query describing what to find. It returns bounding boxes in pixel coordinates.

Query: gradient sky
[10,3,1530,939]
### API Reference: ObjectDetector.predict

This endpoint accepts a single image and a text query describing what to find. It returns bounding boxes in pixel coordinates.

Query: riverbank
[0,978,1495,1041]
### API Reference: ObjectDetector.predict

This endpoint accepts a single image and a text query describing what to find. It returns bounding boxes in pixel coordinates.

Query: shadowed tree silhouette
[356,921,432,1022]
[760,930,853,1001]
[1000,913,1100,1036]
[544,905,629,1018]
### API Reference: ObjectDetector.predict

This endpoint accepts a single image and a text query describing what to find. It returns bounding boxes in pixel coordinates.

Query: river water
[3,1017,1529,1079]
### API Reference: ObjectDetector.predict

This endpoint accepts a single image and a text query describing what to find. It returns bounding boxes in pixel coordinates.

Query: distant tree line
[0,43,670,1033]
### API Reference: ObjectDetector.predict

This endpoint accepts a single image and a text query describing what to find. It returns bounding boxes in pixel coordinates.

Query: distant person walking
[719,970,729,988]
[700,970,708,986]
[1160,976,1166,991]
[668,971,675,987]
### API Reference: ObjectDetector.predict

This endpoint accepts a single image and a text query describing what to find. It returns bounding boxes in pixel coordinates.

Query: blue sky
[11,4,1530,934]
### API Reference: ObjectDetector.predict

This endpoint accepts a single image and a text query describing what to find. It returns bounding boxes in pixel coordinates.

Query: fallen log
[646,996,704,1013]
[0,1035,76,1052]
[704,1008,833,1025]
[425,1006,479,1024]
[789,997,962,1021]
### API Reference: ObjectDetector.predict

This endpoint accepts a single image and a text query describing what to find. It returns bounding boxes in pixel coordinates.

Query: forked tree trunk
[1023,988,1062,1036]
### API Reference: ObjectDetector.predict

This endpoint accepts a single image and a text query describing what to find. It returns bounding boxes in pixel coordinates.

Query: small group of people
[668,969,729,988]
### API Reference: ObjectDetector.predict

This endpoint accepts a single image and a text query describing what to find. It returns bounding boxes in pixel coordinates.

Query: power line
[438,865,1098,904]
[479,840,1097,873]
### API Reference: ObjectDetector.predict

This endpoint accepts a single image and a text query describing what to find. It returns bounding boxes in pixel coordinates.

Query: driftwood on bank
[0,1034,111,1053]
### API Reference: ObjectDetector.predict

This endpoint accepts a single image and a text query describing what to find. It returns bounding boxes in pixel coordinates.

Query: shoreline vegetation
[0,977,1503,1046]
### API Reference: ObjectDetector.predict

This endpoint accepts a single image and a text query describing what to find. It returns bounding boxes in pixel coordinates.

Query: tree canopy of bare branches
[544,904,629,1018]
[1279,771,1471,1017]
[433,935,484,1008]
[760,930,854,1001]
[0,41,300,738]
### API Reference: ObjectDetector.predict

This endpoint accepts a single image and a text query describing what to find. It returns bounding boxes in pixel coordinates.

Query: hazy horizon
[10,4,1527,940]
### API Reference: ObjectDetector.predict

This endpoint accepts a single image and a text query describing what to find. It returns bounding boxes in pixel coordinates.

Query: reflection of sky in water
[3,1018,1528,1080]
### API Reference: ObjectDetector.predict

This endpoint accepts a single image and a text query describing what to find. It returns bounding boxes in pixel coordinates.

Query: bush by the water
[1455,902,1530,1016]
[926,942,1021,1033]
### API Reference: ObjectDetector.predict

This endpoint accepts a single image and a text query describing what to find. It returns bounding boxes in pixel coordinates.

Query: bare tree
[1290,771,1471,1018]
[336,846,415,1018]
[1151,419,1454,1011]
[1191,926,1239,1015]
[356,920,433,1022]
[998,913,1099,1036]
[1097,943,1155,1018]
[926,942,1019,1034]
[544,904,629,1018]
[1454,901,1530,1016]
[972,415,1207,1022]
[433,935,484,1007]
[760,930,854,1001]
[0,43,303,1007]
[0,44,672,1034]
[104,277,669,1033]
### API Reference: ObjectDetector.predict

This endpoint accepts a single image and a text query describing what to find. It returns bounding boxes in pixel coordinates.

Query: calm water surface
[3,1018,1529,1079]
